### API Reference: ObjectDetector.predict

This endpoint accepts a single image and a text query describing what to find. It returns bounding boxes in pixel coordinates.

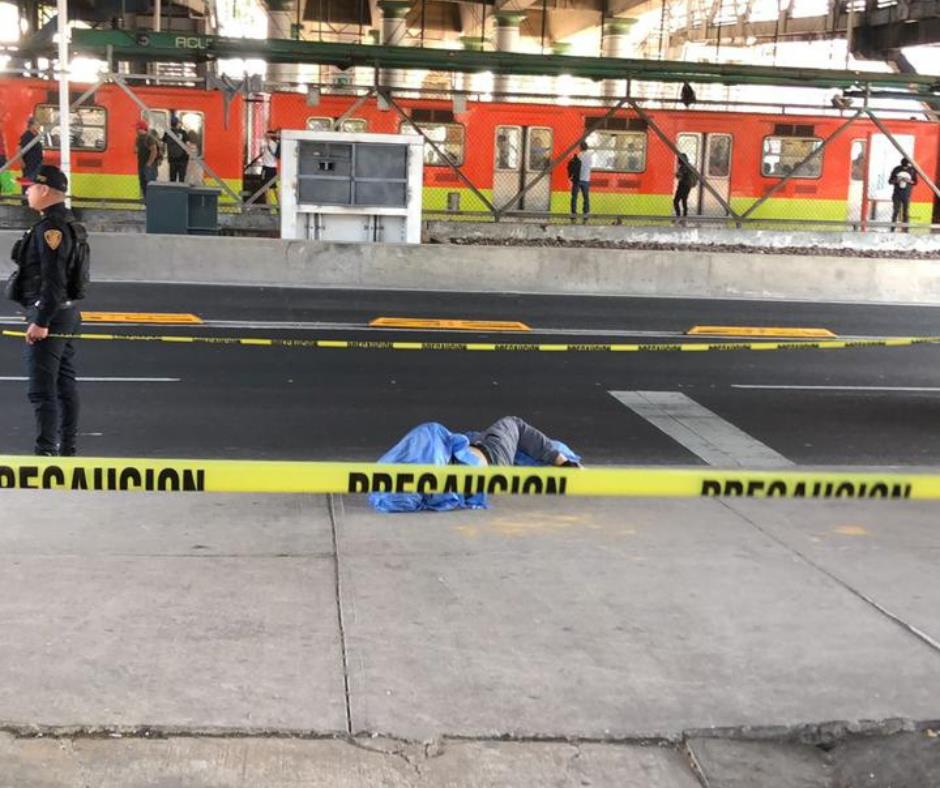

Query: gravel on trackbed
[438,236,940,260]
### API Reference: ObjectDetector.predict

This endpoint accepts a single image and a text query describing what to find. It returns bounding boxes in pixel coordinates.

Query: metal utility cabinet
[279,130,424,243]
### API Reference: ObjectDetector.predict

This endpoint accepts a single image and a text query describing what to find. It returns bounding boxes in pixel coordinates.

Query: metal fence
[1,72,937,233]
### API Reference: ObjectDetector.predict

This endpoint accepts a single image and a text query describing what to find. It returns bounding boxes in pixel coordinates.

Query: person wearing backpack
[569,140,592,220]
[673,152,696,219]
[9,164,87,456]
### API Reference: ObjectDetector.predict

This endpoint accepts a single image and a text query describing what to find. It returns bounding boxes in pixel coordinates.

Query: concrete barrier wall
[2,230,940,304]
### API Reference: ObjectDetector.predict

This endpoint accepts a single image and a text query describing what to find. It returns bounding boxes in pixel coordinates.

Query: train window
[761,136,823,179]
[306,117,368,132]
[586,130,646,173]
[527,128,552,171]
[707,134,732,177]
[495,127,522,170]
[35,104,107,151]
[405,122,464,166]
[850,140,866,181]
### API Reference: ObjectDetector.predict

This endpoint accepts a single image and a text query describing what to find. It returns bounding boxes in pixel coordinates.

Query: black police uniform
[17,200,82,455]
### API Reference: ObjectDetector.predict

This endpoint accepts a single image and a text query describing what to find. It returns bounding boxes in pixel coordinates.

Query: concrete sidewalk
[1,492,938,786]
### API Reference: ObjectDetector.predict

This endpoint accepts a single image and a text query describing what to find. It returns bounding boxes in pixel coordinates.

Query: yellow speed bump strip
[0,457,938,499]
[3,329,940,354]
[370,317,530,331]
[688,326,836,338]
[81,312,203,324]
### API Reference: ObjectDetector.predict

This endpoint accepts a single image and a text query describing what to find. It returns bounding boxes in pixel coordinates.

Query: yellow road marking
[370,317,530,331]
[834,525,869,536]
[81,312,203,325]
[687,325,836,338]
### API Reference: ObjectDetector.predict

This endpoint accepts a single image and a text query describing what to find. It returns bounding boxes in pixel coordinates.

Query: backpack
[66,221,90,300]
[567,155,581,181]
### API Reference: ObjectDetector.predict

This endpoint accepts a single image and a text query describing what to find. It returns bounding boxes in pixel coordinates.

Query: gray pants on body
[474,416,561,466]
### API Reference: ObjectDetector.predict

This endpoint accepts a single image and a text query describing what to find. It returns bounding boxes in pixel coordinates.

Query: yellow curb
[81,312,204,325]
[370,317,530,331]
[687,325,836,338]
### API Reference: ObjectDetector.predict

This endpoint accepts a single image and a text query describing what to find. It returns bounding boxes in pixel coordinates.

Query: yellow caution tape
[370,317,530,331]
[0,456,938,499]
[687,325,837,338]
[4,329,940,354]
[81,312,204,324]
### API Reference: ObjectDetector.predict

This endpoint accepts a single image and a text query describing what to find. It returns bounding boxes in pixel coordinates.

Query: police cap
[19,164,69,193]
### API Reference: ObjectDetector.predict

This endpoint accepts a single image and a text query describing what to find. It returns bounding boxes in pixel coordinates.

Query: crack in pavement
[327,493,354,736]
[720,500,940,658]
[2,717,933,744]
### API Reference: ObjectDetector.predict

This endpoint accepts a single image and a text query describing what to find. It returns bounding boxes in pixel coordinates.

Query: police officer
[15,164,82,456]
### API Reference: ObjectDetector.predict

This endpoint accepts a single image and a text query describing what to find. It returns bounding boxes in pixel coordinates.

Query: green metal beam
[60,28,940,93]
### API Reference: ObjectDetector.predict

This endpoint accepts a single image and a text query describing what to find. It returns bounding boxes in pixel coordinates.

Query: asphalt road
[1,283,938,464]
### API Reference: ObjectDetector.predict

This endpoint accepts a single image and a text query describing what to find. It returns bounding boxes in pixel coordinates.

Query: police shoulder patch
[43,229,63,250]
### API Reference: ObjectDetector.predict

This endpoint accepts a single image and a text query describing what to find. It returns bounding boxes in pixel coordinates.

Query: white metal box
[279,130,424,243]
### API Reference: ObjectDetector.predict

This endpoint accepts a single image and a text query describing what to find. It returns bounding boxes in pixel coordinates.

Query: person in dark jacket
[18,116,43,201]
[13,164,82,455]
[569,141,592,219]
[673,153,695,218]
[163,117,190,182]
[135,120,158,198]
[888,157,918,232]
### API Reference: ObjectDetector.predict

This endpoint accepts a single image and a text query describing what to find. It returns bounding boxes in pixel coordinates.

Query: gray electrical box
[145,182,219,236]
[281,131,424,244]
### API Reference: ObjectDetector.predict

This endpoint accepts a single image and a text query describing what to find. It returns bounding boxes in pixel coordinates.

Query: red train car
[269,91,939,225]
[2,74,937,226]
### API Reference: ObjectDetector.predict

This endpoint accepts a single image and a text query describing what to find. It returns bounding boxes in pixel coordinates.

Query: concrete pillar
[551,41,572,101]
[378,0,411,89]
[455,35,487,94]
[267,0,299,86]
[494,13,525,97]
[602,19,636,99]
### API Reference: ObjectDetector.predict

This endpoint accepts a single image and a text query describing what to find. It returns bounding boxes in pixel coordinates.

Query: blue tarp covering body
[369,421,580,513]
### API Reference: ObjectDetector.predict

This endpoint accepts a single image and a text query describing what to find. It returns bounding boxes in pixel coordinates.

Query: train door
[676,132,732,215]
[523,127,553,212]
[493,125,553,212]
[867,132,915,226]
[701,133,732,216]
[847,139,866,224]
[144,108,205,182]
[676,133,702,211]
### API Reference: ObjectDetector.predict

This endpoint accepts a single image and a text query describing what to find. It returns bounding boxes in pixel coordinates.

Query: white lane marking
[609,390,793,468]
[732,385,940,392]
[0,377,180,382]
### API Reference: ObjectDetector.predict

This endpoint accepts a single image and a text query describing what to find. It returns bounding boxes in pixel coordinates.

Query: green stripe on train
[0,171,242,204]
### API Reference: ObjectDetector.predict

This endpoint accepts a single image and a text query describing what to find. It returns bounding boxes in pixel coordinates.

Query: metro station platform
[1,491,938,786]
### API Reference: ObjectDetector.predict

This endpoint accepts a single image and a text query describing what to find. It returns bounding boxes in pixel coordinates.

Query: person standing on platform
[163,117,190,183]
[888,157,917,232]
[260,129,280,205]
[135,120,158,199]
[569,140,592,220]
[18,117,43,202]
[673,152,696,219]
[8,165,83,456]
